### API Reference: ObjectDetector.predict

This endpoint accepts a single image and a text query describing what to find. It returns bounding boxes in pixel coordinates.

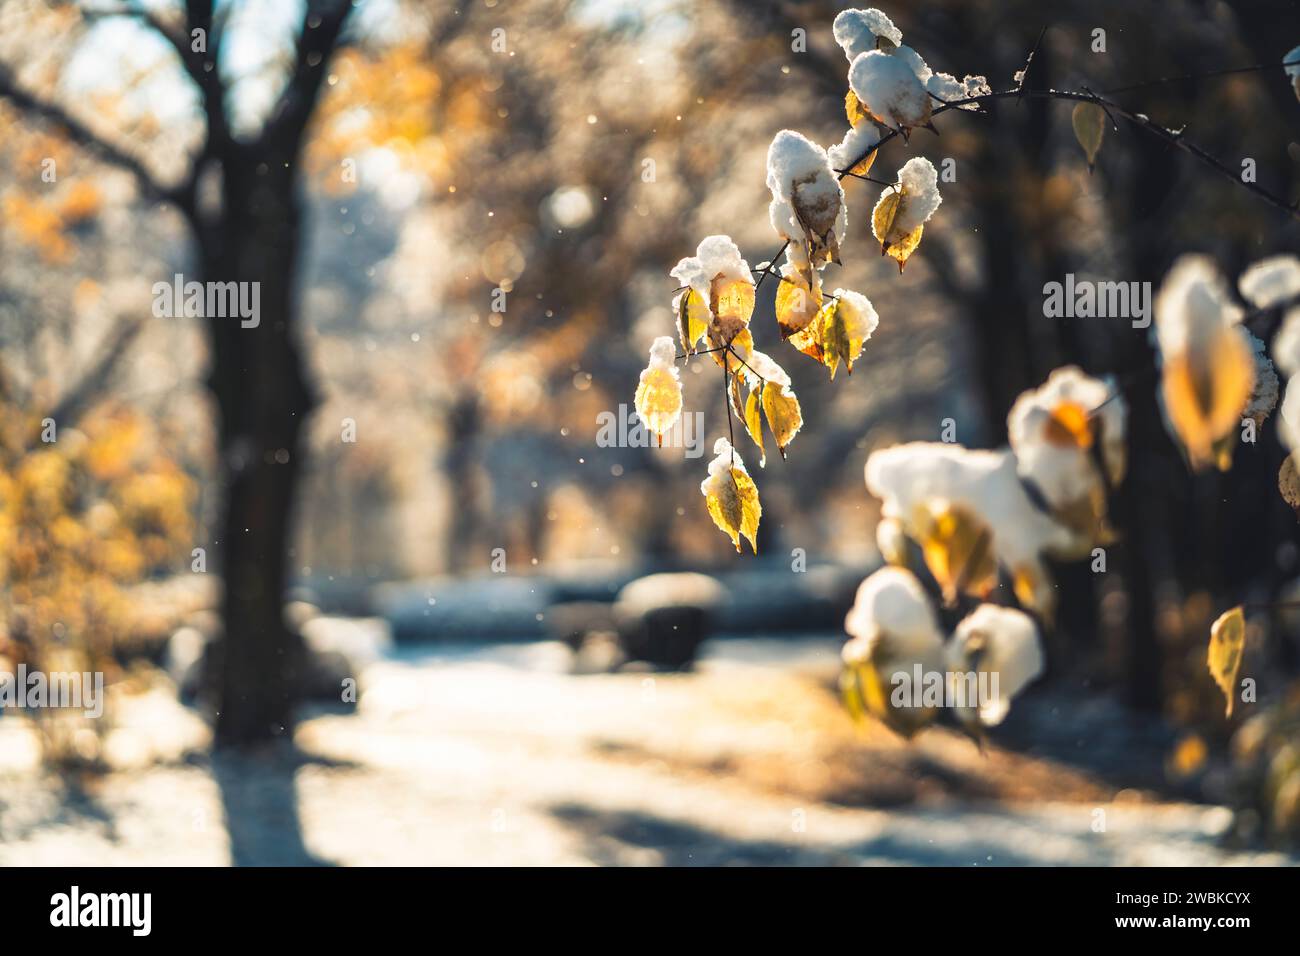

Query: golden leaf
[704,465,761,553]
[913,502,998,605]
[1208,606,1246,717]
[710,277,756,334]
[1161,328,1255,471]
[761,382,803,458]
[787,305,827,363]
[823,298,852,380]
[1044,400,1094,450]
[675,288,709,355]
[845,90,870,127]
[743,385,766,467]
[1071,102,1106,172]
[633,366,682,445]
[871,185,924,272]
[708,324,754,372]
[775,269,822,338]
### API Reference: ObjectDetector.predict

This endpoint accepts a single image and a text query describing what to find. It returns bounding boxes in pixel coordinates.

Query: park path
[0,634,1293,866]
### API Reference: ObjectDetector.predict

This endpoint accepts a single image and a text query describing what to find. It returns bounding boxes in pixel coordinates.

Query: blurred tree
[0,0,356,745]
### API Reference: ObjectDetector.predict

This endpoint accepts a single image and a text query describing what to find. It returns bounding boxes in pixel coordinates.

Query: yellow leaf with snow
[1161,327,1254,471]
[704,466,761,553]
[871,186,924,272]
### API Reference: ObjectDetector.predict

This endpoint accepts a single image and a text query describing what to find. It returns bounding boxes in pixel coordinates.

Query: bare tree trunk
[198,149,316,746]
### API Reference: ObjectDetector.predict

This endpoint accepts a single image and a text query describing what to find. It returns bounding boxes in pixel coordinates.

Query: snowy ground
[0,634,1294,866]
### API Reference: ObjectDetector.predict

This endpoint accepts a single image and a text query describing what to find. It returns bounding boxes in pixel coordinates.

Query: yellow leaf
[787,305,827,363]
[845,90,870,127]
[871,185,924,272]
[710,277,756,335]
[1043,399,1095,450]
[1161,327,1254,471]
[1208,606,1246,717]
[761,382,803,458]
[708,324,753,372]
[675,288,709,355]
[703,465,761,553]
[633,365,682,445]
[823,298,852,380]
[744,385,766,467]
[1071,102,1106,172]
[913,502,998,605]
[1169,733,1208,779]
[775,269,822,338]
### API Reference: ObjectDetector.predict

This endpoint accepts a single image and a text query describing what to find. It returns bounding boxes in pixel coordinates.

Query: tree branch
[0,63,187,210]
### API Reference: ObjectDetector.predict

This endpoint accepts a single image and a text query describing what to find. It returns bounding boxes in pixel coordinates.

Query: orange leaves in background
[307,42,466,193]
[0,400,194,656]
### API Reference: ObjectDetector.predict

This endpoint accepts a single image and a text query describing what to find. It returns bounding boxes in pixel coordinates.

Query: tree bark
[199,148,317,746]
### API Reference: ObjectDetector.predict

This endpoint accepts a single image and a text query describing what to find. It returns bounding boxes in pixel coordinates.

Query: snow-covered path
[0,636,1293,866]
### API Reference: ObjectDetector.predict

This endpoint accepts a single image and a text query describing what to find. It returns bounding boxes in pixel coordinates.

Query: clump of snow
[827,122,882,174]
[1007,366,1125,508]
[645,335,676,371]
[842,567,942,666]
[864,441,1073,573]
[700,437,746,494]
[1238,255,1300,310]
[670,235,754,301]
[1272,307,1300,377]
[832,8,902,60]
[1282,376,1300,453]
[1243,330,1280,424]
[893,156,941,231]
[850,50,930,130]
[946,604,1044,726]
[926,71,992,109]
[1153,255,1243,358]
[871,37,990,112]
[744,349,791,388]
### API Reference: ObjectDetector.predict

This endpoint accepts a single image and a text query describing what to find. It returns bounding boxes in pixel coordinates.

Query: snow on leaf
[1208,606,1246,717]
[766,130,845,270]
[849,49,932,134]
[1071,102,1106,172]
[633,337,683,445]
[700,438,761,553]
[871,186,923,271]
[946,604,1044,727]
[1155,256,1255,471]
[872,158,940,272]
